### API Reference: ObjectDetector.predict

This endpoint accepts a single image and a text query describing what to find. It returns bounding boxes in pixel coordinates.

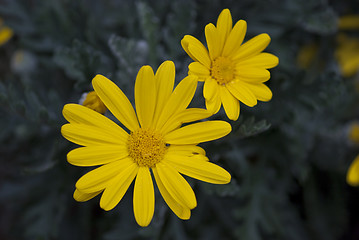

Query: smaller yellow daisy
[80,91,107,114]
[181,9,278,120]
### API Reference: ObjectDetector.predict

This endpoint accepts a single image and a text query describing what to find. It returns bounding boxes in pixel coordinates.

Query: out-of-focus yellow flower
[0,18,13,46]
[349,122,359,145]
[335,34,359,77]
[338,15,359,30]
[297,43,318,69]
[298,15,359,77]
[80,91,107,114]
[347,122,359,187]
[347,155,359,186]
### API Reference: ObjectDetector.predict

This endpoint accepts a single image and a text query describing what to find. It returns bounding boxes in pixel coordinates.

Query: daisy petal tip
[92,74,108,84]
[140,65,153,72]
[222,8,230,13]
[99,200,113,211]
[229,114,239,121]
[239,19,247,25]
[261,33,271,42]
[135,216,152,227]
[181,35,191,46]
[223,172,232,184]
[162,60,175,68]
[60,124,69,136]
[221,121,232,134]
[205,23,216,30]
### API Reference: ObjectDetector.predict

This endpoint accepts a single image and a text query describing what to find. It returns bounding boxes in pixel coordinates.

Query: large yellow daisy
[181,9,279,120]
[61,61,232,227]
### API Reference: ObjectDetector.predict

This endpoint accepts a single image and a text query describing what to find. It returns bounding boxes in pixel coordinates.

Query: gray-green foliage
[0,0,358,239]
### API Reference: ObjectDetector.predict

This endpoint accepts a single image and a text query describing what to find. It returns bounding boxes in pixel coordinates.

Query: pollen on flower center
[127,128,167,168]
[210,57,236,85]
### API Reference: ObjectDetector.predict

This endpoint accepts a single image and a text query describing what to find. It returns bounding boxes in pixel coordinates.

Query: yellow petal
[188,44,211,69]
[133,167,155,227]
[181,35,198,61]
[181,35,209,63]
[165,121,231,144]
[205,91,222,114]
[153,167,191,220]
[61,124,125,146]
[76,158,133,193]
[135,66,156,128]
[203,77,219,100]
[73,189,102,202]
[161,108,213,135]
[92,75,140,131]
[167,148,209,161]
[173,108,212,124]
[62,104,128,142]
[220,86,240,120]
[188,62,210,81]
[347,155,359,186]
[236,67,271,82]
[99,162,138,210]
[232,33,271,61]
[165,155,231,184]
[156,162,197,209]
[205,23,221,60]
[167,153,209,162]
[67,145,129,166]
[237,53,279,69]
[216,9,233,55]
[241,82,272,102]
[226,81,258,107]
[223,20,247,57]
[167,145,206,156]
[153,61,175,124]
[156,75,198,130]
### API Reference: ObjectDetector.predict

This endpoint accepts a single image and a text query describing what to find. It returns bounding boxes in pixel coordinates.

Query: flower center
[211,57,236,85]
[127,128,167,168]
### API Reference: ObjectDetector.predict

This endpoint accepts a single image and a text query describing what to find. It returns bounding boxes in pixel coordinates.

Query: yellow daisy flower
[181,9,279,120]
[61,61,232,227]
[347,155,359,186]
[80,91,107,114]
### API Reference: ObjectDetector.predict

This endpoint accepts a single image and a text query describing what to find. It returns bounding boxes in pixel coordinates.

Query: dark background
[1,0,359,239]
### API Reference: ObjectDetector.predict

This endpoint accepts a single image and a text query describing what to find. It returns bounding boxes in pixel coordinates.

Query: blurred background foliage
[1,0,359,239]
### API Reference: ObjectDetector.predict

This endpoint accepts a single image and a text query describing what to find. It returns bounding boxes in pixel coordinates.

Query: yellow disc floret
[211,57,236,85]
[128,128,167,168]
